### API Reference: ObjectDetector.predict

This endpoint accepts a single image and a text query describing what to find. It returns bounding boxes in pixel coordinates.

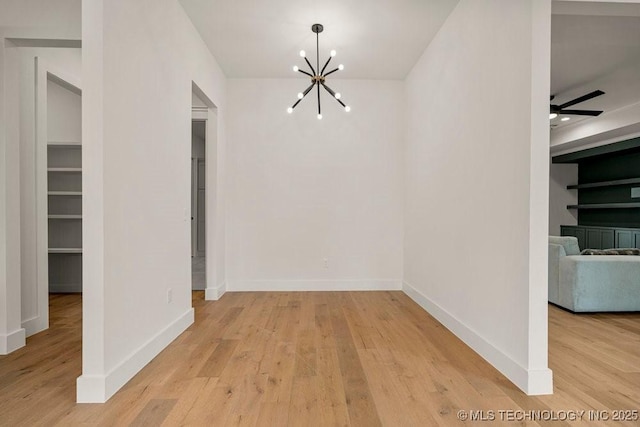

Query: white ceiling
[178,0,459,79]
[550,3,640,130]
[551,14,640,95]
[179,0,640,133]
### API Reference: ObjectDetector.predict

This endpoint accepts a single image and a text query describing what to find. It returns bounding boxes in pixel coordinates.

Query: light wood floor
[1,292,639,426]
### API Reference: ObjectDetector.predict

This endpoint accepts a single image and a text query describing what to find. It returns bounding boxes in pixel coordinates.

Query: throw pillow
[580,248,640,256]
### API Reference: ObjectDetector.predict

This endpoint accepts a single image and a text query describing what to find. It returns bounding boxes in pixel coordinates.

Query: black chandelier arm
[290,98,303,110]
[302,82,315,98]
[323,67,340,77]
[321,83,347,108]
[303,56,316,75]
[320,56,333,76]
[320,82,336,97]
[297,68,313,78]
[290,83,316,110]
[317,83,321,115]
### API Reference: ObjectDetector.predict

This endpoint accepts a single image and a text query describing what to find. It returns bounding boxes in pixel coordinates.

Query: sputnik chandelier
[287,23,350,119]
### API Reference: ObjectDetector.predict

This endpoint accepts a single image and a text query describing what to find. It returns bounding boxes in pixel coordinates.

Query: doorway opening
[32,56,83,338]
[191,120,206,290]
[191,82,222,300]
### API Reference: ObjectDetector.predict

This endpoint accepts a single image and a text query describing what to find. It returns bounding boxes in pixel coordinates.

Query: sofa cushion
[581,248,640,256]
[549,236,581,256]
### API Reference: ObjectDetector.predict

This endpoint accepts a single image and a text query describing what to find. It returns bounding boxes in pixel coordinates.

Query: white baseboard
[228,279,402,292]
[22,315,47,337]
[0,328,26,355]
[205,281,226,300]
[402,281,553,396]
[76,308,194,403]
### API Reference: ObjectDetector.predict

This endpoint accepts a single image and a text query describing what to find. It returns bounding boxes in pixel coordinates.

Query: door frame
[191,82,222,299]
[32,57,82,336]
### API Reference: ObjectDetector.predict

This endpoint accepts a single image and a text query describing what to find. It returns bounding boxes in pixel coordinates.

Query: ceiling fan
[550,90,605,119]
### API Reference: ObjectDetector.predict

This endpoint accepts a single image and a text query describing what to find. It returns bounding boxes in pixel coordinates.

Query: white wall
[79,0,227,402]
[47,77,82,141]
[549,162,578,236]
[0,0,80,39]
[226,79,404,290]
[403,0,552,395]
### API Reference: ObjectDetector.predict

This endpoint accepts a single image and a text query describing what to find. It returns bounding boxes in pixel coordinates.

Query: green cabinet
[560,225,640,250]
[614,229,640,249]
[586,228,614,249]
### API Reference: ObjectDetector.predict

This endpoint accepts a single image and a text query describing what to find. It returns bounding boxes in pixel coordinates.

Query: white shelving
[48,139,82,293]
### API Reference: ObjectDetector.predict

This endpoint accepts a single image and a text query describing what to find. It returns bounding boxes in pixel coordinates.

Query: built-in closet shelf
[48,191,82,196]
[48,248,82,254]
[48,141,81,147]
[48,214,82,219]
[47,167,82,172]
[567,203,640,210]
[567,177,640,190]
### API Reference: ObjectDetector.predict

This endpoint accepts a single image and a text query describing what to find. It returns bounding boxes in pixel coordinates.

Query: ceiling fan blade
[558,109,603,116]
[558,90,604,109]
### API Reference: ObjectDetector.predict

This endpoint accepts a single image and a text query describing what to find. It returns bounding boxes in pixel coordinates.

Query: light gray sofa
[548,236,640,312]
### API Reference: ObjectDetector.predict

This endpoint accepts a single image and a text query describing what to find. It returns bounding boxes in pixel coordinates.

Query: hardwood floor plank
[315,347,350,426]
[160,377,209,426]
[256,402,290,426]
[357,348,433,426]
[128,398,177,427]
[222,373,269,426]
[329,300,383,427]
[262,341,296,404]
[314,303,336,349]
[197,339,240,378]
[294,329,317,377]
[289,375,342,427]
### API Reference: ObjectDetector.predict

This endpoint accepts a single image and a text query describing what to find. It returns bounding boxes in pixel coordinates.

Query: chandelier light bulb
[299,50,306,58]
[330,50,336,57]
[338,64,344,71]
[335,93,341,99]
[317,114,323,120]
[561,117,570,122]
[287,107,293,114]
[293,65,299,72]
[549,113,558,120]
[297,92,304,99]
[345,106,351,112]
